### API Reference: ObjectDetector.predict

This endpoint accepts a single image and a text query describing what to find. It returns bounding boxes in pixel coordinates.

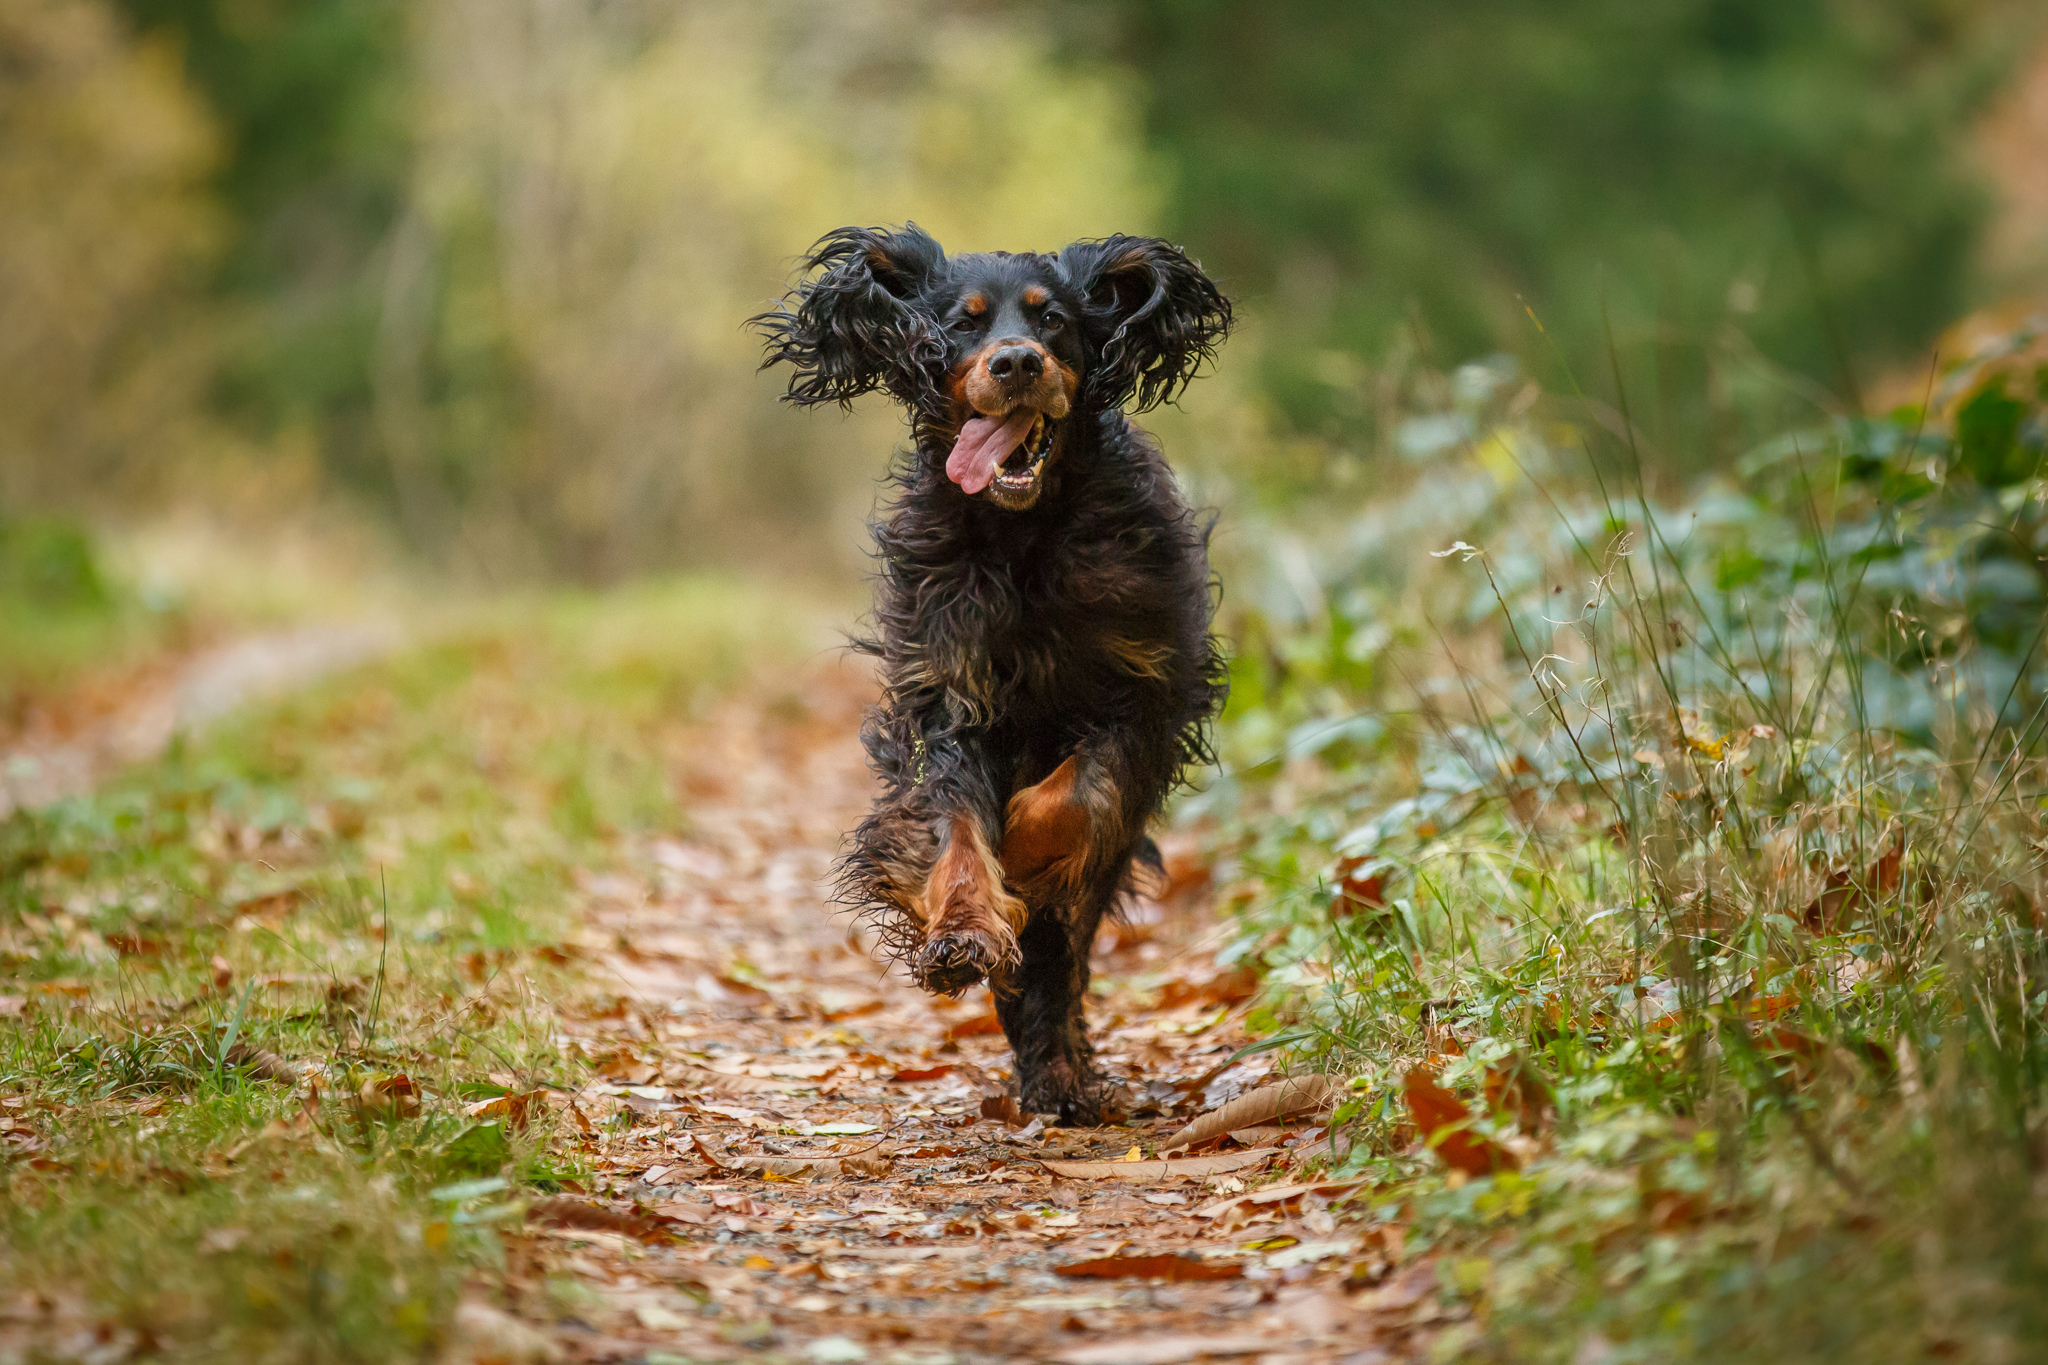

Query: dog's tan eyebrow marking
[963,293,988,315]
[1022,285,1049,307]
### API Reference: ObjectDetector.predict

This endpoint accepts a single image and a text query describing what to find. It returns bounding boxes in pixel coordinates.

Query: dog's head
[753,225,1230,511]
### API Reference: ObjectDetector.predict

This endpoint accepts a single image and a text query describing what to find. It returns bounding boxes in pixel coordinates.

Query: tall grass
[1203,320,2048,1361]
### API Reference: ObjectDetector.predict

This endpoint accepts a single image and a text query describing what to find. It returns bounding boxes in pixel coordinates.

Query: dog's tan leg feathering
[909,814,1025,994]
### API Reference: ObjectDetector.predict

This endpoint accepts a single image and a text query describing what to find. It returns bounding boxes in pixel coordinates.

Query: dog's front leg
[909,808,1028,996]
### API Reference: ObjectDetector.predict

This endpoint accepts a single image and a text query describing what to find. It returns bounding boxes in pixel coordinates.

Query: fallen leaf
[223,1044,296,1084]
[463,1089,544,1132]
[1402,1065,1516,1176]
[889,1065,955,1083]
[527,1197,677,1242]
[1154,963,1259,1010]
[1802,838,1904,932]
[1053,1335,1270,1365]
[355,1073,421,1121]
[1159,1074,1338,1152]
[1195,1177,1368,1220]
[947,1012,1005,1040]
[1482,1054,1554,1134]
[980,1094,1028,1127]
[1039,1148,1277,1182]
[1334,855,1388,916]
[1054,1254,1241,1282]
[1117,1146,1144,1162]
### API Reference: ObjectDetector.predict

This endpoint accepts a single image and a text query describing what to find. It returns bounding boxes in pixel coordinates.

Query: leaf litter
[2,636,1438,1364]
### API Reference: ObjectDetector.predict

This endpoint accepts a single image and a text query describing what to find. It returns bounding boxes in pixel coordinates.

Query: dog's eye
[1042,310,1066,331]
[949,317,980,334]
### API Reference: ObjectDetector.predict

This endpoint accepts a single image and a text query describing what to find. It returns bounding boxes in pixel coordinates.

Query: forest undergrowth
[1200,314,2048,1361]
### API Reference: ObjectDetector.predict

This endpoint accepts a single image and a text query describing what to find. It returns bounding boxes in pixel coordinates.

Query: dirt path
[501,657,1430,1365]
[0,620,401,818]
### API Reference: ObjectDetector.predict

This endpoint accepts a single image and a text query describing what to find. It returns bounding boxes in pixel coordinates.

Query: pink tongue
[946,410,1038,494]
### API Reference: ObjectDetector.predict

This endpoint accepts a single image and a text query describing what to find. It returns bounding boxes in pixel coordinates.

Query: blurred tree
[0,0,219,511]
[1095,0,2041,464]
[111,0,409,492]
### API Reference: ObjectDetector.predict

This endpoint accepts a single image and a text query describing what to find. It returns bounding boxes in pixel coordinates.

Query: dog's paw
[910,929,1003,996]
[1020,1061,1129,1128]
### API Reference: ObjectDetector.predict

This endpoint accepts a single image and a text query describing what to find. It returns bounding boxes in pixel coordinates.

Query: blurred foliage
[1098,0,2044,464]
[104,0,1158,579]
[112,0,409,452]
[9,0,2048,579]
[0,0,220,510]
[1195,309,2048,1362]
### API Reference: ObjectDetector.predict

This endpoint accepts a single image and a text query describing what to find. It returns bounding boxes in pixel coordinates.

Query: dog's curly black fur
[752,225,1230,1123]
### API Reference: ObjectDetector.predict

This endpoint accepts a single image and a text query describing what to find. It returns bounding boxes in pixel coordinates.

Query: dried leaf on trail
[1155,962,1260,1009]
[1159,1074,1338,1152]
[1195,1177,1368,1219]
[889,1064,954,1082]
[463,1089,544,1131]
[1040,1148,1277,1181]
[1403,1065,1516,1175]
[1054,1334,1271,1365]
[526,1197,677,1242]
[1055,1253,1243,1282]
[980,1094,1028,1127]
[946,1011,1005,1040]
[731,1150,894,1180]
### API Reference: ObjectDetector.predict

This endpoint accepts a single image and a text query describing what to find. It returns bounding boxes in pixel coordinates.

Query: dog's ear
[752,225,948,408]
[1057,236,1230,412]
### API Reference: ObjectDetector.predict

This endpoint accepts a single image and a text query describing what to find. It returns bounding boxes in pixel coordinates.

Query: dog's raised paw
[910,930,1002,996]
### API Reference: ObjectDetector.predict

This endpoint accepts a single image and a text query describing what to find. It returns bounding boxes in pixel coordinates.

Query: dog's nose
[987,344,1044,386]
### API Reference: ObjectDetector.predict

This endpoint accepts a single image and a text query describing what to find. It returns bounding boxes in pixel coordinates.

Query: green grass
[0,576,826,1363]
[1203,332,2048,1361]
[0,517,192,716]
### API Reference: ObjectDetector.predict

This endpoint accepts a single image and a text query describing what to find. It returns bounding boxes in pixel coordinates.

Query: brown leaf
[1155,963,1260,1010]
[1159,1074,1338,1152]
[1194,1177,1368,1219]
[732,1156,842,1180]
[890,1064,955,1083]
[1039,1148,1277,1182]
[527,1197,677,1243]
[1054,1254,1241,1282]
[1334,855,1388,917]
[463,1090,544,1132]
[947,1012,1005,1040]
[222,1043,297,1084]
[1402,1065,1516,1176]
[980,1094,1028,1127]
[1482,1053,1554,1134]
[1053,1334,1272,1365]
[355,1073,421,1121]
[1802,838,1904,932]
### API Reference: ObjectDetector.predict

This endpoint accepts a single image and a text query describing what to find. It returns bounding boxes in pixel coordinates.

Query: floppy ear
[751,225,948,408]
[1057,236,1231,412]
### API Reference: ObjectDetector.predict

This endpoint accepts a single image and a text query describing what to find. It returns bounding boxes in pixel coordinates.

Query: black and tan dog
[753,225,1230,1123]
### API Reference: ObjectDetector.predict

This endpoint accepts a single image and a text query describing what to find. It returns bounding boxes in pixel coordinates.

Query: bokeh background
[7,0,2046,585]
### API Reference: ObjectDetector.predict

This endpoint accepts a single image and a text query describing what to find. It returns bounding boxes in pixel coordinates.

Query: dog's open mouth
[946,407,1057,506]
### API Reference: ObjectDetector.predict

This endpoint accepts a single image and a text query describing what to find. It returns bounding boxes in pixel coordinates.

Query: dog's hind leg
[995,892,1114,1124]
[990,749,1146,1124]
